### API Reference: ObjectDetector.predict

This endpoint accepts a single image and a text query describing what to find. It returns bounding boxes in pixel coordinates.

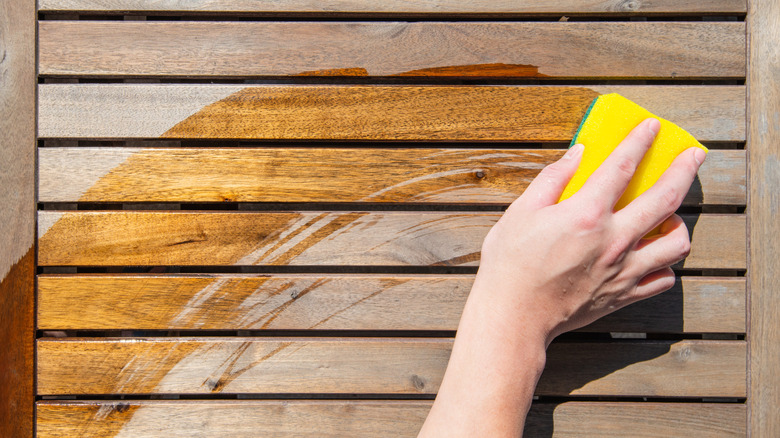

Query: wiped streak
[262,213,367,266]
[359,168,475,202]
[393,63,546,78]
[233,214,306,265]
[258,279,331,329]
[308,279,410,329]
[169,278,230,328]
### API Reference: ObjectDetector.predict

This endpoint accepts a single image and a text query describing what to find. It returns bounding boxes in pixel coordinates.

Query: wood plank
[37,148,746,206]
[36,212,746,269]
[0,0,36,436]
[36,338,745,397]
[747,0,780,435]
[38,22,745,78]
[37,85,746,141]
[36,275,745,333]
[35,400,746,438]
[36,0,748,14]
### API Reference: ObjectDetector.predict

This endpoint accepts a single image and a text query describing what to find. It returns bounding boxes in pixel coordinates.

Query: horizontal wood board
[38,22,745,78]
[37,0,748,14]
[37,85,746,141]
[35,401,746,438]
[36,338,745,397]
[37,275,745,333]
[38,148,746,205]
[37,212,746,269]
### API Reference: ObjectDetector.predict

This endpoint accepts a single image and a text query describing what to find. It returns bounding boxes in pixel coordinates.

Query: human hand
[473,117,706,345]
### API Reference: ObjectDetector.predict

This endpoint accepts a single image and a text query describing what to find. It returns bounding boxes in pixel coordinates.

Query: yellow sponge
[558,94,708,214]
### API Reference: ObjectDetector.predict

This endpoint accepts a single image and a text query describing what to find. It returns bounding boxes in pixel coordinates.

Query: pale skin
[417,118,707,437]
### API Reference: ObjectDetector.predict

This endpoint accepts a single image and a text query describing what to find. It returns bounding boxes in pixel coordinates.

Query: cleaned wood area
[748,0,780,435]
[36,0,748,14]
[37,212,746,269]
[37,275,745,333]
[38,148,746,205]
[37,85,746,141]
[35,400,746,438]
[36,338,745,397]
[0,0,36,436]
[38,22,745,78]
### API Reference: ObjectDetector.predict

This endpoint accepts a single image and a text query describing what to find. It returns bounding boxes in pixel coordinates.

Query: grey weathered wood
[36,338,745,397]
[38,22,745,78]
[35,400,746,438]
[748,0,780,436]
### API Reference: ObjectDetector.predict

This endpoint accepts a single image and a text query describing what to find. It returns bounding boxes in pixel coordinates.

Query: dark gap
[38,76,745,86]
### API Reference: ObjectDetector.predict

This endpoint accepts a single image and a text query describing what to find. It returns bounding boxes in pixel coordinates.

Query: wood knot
[207,378,225,392]
[475,170,486,179]
[410,374,426,391]
[115,403,130,413]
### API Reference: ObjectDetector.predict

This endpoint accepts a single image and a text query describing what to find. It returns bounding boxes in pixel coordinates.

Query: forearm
[418,279,548,437]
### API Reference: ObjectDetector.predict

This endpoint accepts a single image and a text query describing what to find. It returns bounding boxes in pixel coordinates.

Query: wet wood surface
[747,0,780,435]
[38,148,746,205]
[37,275,745,333]
[0,0,37,436]
[36,338,745,397]
[38,22,745,78]
[35,400,746,438]
[37,85,746,141]
[37,212,746,269]
[36,0,748,14]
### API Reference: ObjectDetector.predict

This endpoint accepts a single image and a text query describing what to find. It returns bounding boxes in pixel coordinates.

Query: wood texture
[748,0,780,435]
[36,0,748,14]
[38,22,745,78]
[37,275,745,333]
[37,212,746,269]
[35,400,746,438]
[37,85,746,141]
[38,148,746,205]
[0,0,36,436]
[36,338,745,397]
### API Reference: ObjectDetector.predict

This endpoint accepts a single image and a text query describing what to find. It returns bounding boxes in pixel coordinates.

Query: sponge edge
[558,94,708,215]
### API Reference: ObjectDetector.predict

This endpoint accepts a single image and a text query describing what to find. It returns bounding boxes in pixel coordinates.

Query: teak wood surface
[6,0,776,436]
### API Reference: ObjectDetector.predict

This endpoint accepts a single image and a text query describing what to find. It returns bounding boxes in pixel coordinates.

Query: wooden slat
[748,0,780,435]
[37,0,748,14]
[37,212,746,269]
[0,0,36,436]
[36,275,745,333]
[38,22,745,78]
[37,148,746,205]
[36,338,745,397]
[35,400,746,438]
[37,85,746,141]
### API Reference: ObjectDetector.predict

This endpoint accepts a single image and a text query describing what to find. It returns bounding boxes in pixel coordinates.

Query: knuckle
[615,156,637,180]
[678,236,692,259]
[659,189,682,213]
[574,205,606,231]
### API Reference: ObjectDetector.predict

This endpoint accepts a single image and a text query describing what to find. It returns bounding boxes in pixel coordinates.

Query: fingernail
[565,143,583,159]
[647,119,660,137]
[693,148,706,166]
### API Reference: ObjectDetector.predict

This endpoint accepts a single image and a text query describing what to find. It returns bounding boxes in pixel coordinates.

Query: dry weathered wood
[0,0,36,436]
[37,212,745,269]
[748,0,780,435]
[37,85,746,141]
[37,148,746,205]
[36,338,745,397]
[38,22,745,78]
[36,275,745,333]
[35,400,746,438]
[36,0,748,14]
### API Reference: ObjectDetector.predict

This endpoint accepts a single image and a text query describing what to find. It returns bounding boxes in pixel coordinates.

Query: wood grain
[37,212,746,269]
[37,85,746,141]
[0,0,36,436]
[36,0,748,14]
[38,22,745,78]
[38,148,746,205]
[36,338,745,397]
[35,400,746,438]
[37,275,745,333]
[747,0,780,435]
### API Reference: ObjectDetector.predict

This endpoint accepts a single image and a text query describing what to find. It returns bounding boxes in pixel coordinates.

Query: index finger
[579,118,660,210]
